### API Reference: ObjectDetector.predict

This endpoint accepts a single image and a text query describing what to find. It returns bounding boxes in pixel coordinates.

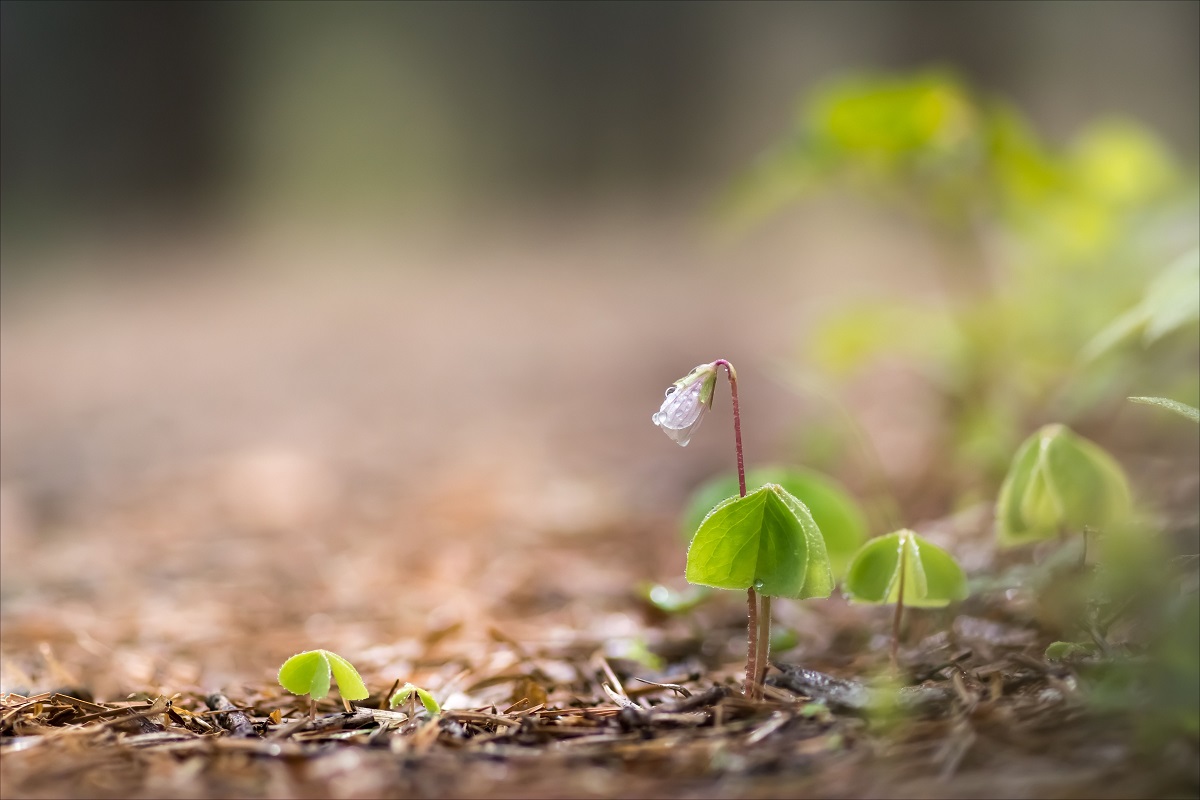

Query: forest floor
[2,215,1197,798]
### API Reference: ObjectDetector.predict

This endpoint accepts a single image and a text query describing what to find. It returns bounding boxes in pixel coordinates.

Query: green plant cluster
[676,463,969,646]
[700,68,1198,739]
[727,70,1198,488]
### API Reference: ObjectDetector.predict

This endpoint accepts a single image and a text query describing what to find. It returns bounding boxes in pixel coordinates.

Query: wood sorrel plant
[843,530,967,666]
[653,360,834,699]
[277,649,370,716]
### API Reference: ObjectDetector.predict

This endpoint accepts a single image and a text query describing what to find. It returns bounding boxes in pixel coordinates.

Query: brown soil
[2,218,1196,798]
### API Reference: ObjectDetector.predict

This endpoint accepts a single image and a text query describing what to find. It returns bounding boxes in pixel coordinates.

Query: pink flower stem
[714,359,763,699]
[712,359,746,497]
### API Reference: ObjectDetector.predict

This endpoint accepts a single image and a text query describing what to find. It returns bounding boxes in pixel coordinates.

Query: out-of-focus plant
[995,424,1131,547]
[1127,396,1200,424]
[726,70,1198,490]
[389,682,440,715]
[843,529,967,664]
[1084,247,1200,361]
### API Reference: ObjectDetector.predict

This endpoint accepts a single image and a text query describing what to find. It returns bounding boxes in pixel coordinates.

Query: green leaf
[844,530,967,608]
[995,424,1132,546]
[278,649,369,702]
[279,651,331,699]
[389,683,440,714]
[682,467,868,579]
[1083,247,1200,360]
[325,651,370,701]
[1141,248,1200,344]
[1128,396,1200,424]
[1045,641,1096,662]
[685,484,834,599]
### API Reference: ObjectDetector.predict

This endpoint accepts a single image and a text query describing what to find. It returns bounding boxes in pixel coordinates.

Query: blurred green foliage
[995,424,1131,547]
[728,70,1199,489]
[843,529,967,608]
[728,72,1198,739]
[1127,395,1200,424]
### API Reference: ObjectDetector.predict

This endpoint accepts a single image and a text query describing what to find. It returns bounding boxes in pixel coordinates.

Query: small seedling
[844,529,967,665]
[1045,641,1098,662]
[389,683,440,715]
[653,360,834,699]
[277,649,370,715]
[995,424,1131,549]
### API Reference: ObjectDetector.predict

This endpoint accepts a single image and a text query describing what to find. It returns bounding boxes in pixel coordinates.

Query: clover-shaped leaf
[844,530,967,608]
[389,683,440,714]
[686,484,834,599]
[683,466,868,579]
[278,649,370,702]
[996,424,1131,547]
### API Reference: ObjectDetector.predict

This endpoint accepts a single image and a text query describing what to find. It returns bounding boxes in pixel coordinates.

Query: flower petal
[652,363,718,447]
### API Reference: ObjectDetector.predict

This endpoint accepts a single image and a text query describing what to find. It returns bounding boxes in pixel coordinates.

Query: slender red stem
[713,359,746,497]
[714,359,759,698]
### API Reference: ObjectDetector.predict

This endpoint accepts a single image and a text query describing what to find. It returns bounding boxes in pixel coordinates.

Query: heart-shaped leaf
[682,466,868,579]
[685,484,834,599]
[389,683,440,714]
[278,649,370,702]
[844,530,967,608]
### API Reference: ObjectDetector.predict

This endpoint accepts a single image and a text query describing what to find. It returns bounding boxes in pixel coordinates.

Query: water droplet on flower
[664,386,677,396]
[754,580,765,591]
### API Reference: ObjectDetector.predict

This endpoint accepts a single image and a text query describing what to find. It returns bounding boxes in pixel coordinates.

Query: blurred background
[2,1,1198,246]
[1,0,1197,704]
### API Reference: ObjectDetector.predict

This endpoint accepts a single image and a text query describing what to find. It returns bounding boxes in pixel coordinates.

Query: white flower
[652,362,719,446]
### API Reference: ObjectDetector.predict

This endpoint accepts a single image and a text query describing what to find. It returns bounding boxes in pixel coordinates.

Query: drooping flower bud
[652,362,720,446]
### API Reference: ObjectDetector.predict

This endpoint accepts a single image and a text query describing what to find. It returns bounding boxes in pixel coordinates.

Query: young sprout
[654,360,833,699]
[844,530,967,666]
[277,649,370,715]
[995,424,1131,549]
[389,683,440,715]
